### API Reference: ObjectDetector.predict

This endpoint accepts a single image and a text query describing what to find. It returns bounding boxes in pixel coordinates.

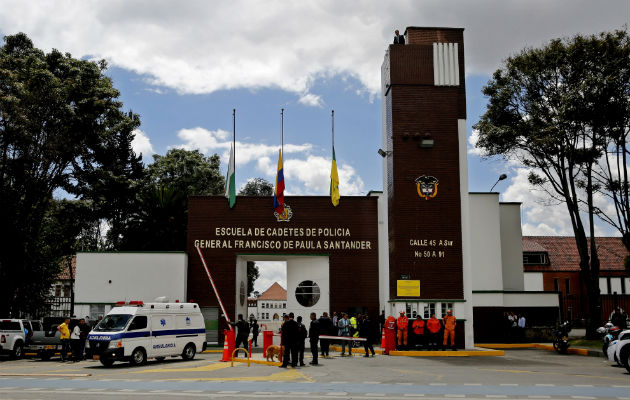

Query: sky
[1,0,629,293]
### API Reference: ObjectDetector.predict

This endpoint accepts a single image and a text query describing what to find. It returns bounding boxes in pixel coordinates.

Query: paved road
[0,350,628,399]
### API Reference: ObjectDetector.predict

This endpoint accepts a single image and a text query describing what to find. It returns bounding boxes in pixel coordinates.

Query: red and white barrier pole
[196,246,232,330]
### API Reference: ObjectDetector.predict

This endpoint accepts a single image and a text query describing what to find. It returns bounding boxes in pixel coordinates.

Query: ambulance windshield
[93,314,132,332]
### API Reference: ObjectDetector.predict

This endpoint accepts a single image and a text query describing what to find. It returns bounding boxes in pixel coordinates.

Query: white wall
[611,277,623,295]
[473,292,559,308]
[75,252,187,305]
[469,193,504,291]
[235,257,248,321]
[286,256,330,322]
[499,203,524,291]
[599,277,608,294]
[372,191,389,315]
[524,272,544,291]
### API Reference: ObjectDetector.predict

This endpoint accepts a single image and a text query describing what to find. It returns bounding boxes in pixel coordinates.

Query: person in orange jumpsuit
[426,313,441,350]
[384,315,397,354]
[442,309,457,350]
[396,311,409,349]
[412,315,425,349]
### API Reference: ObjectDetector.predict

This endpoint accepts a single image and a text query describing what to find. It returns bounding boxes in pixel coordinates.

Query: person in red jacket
[384,315,397,354]
[412,315,426,349]
[396,311,409,349]
[426,314,442,350]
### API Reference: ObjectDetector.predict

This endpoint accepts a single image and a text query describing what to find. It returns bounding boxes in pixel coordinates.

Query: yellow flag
[330,147,340,206]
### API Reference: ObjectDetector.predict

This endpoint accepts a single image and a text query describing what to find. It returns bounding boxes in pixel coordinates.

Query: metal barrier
[230,347,250,367]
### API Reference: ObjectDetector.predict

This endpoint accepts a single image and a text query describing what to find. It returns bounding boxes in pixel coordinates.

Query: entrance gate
[187,196,380,337]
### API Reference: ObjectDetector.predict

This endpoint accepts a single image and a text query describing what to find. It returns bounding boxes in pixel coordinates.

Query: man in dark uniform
[393,29,405,45]
[296,316,307,366]
[280,312,298,368]
[308,312,320,365]
[318,312,332,357]
[251,319,259,346]
[230,314,250,357]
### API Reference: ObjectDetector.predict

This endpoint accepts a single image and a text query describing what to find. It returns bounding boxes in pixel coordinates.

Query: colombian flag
[273,149,285,214]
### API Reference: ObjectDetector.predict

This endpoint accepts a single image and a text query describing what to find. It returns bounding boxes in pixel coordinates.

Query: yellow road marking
[132,362,232,374]
[163,368,309,382]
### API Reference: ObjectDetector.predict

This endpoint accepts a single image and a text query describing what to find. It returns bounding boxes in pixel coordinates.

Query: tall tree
[474,31,630,337]
[118,148,225,250]
[247,261,260,297]
[0,33,143,316]
[239,177,273,196]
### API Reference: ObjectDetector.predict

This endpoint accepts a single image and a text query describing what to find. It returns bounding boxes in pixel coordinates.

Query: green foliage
[239,178,273,196]
[0,33,144,316]
[247,261,260,296]
[146,148,224,196]
[474,30,630,337]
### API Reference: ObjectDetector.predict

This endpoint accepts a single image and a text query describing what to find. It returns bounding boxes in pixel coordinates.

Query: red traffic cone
[220,329,235,362]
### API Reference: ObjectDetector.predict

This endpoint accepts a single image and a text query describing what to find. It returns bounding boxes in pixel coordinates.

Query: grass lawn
[569,338,602,349]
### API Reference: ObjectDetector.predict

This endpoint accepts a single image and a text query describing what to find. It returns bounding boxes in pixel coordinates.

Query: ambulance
[88,300,206,367]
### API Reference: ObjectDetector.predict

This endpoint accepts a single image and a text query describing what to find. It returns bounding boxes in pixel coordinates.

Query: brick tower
[381,27,472,348]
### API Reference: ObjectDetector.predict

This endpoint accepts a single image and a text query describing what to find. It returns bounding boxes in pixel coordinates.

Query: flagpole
[281,108,284,157]
[232,108,236,165]
[332,109,335,150]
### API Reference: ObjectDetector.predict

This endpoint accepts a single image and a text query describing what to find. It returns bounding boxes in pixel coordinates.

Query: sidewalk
[475,342,604,357]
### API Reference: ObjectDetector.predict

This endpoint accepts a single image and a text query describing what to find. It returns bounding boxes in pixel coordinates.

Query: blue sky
[1,0,629,291]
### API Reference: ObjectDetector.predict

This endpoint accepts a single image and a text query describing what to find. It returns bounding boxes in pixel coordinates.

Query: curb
[475,343,604,357]
[389,349,504,357]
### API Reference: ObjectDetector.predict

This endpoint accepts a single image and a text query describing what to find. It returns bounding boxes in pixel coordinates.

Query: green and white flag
[225,144,236,208]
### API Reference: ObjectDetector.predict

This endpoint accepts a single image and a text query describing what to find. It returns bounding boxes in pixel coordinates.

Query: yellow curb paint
[202,350,223,353]
[389,350,504,357]
[132,362,232,374]
[163,368,308,382]
[231,358,281,366]
[0,373,91,377]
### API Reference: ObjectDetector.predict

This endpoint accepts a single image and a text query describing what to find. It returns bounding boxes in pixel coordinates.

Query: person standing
[318,312,332,357]
[280,313,298,368]
[230,314,250,358]
[296,316,307,366]
[442,309,457,350]
[78,318,90,359]
[412,315,426,349]
[251,319,259,347]
[360,314,376,357]
[57,318,71,362]
[426,314,441,350]
[396,311,409,349]
[393,29,405,45]
[338,313,352,356]
[517,314,526,342]
[308,312,320,365]
[70,321,82,361]
[378,310,386,333]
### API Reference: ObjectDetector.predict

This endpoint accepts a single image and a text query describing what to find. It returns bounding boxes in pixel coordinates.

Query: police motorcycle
[597,322,621,355]
[552,321,571,354]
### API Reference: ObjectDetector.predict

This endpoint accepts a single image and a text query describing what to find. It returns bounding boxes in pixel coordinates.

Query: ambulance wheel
[182,343,196,361]
[100,359,114,367]
[155,357,166,362]
[130,348,147,366]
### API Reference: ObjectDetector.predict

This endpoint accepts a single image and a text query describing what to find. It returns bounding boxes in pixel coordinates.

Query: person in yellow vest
[57,317,71,361]
[442,309,457,350]
[396,311,409,349]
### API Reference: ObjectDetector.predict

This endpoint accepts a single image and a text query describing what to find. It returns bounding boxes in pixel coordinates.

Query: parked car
[0,319,27,358]
[613,329,630,371]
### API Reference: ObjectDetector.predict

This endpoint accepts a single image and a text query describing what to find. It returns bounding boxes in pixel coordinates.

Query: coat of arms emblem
[274,204,293,222]
[415,176,439,200]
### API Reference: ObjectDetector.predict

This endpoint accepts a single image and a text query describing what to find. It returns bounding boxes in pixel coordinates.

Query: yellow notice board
[397,280,420,297]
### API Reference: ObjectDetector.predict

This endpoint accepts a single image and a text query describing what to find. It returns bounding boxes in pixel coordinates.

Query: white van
[87,301,206,367]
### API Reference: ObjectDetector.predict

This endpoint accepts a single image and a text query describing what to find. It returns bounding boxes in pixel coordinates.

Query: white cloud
[298,93,323,107]
[467,129,483,156]
[131,129,154,160]
[1,1,626,101]
[284,155,365,196]
[253,262,286,295]
[175,127,313,165]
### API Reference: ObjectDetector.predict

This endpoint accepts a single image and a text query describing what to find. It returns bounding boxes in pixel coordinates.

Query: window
[63,285,71,297]
[565,278,571,295]
[283,303,286,308]
[607,277,612,294]
[261,303,265,309]
[622,278,627,294]
[412,310,417,318]
[55,285,62,297]
[423,303,436,319]
[90,304,105,320]
[553,278,559,292]
[128,316,147,331]
[295,280,321,307]
[406,304,412,317]
[523,252,549,265]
